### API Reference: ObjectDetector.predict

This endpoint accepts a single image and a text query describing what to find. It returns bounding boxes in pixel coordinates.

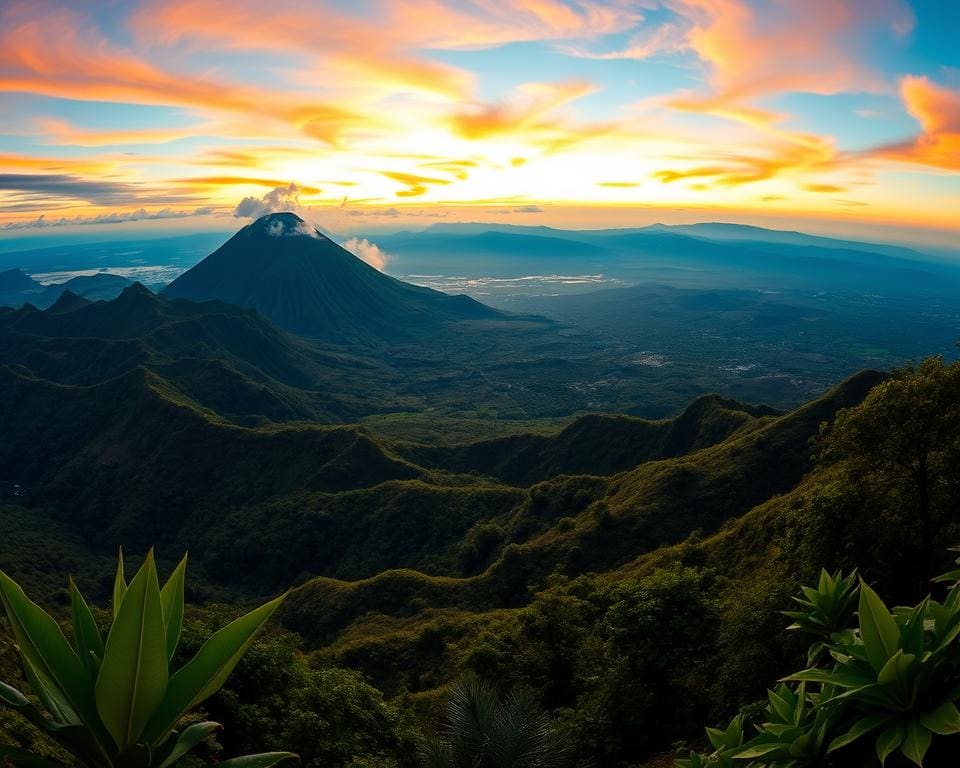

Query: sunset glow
[0,0,957,239]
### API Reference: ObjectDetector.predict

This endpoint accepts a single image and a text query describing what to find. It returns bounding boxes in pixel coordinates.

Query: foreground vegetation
[2,357,958,766]
[0,551,291,768]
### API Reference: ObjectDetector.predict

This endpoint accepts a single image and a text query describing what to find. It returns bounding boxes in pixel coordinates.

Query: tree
[819,356,960,588]
[0,549,293,768]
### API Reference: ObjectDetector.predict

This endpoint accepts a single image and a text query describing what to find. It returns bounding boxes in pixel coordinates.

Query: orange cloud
[380,171,453,197]
[0,2,364,145]
[803,183,847,193]
[672,0,913,107]
[651,129,836,188]
[35,119,210,147]
[871,76,960,171]
[0,153,114,174]
[128,0,472,101]
[176,177,322,195]
[383,0,640,50]
[449,80,600,148]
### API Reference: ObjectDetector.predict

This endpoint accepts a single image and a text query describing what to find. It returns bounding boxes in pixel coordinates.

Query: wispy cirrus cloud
[0,173,197,209]
[2,207,215,230]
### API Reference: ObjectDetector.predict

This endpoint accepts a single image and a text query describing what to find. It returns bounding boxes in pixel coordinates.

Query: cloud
[0,173,138,205]
[380,171,453,198]
[265,218,319,238]
[35,118,209,147]
[449,80,597,142]
[870,75,960,171]
[802,183,847,193]
[512,205,544,213]
[343,237,391,270]
[564,22,688,61]
[668,0,914,108]
[233,183,308,218]
[0,2,365,146]
[1,207,216,230]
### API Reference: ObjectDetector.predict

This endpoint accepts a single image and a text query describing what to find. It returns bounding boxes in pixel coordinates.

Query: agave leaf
[69,578,104,679]
[900,719,931,767]
[0,570,104,741]
[155,721,221,768]
[217,752,297,768]
[0,681,111,766]
[0,745,66,768]
[160,554,188,662]
[859,581,900,673]
[95,550,169,750]
[919,702,960,735]
[143,592,286,742]
[827,714,892,753]
[876,722,906,766]
[767,688,793,723]
[877,650,915,691]
[734,742,783,759]
[0,680,59,732]
[113,547,127,621]
[21,655,79,725]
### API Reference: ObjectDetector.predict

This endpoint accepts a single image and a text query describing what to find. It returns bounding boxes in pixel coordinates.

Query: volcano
[163,212,497,342]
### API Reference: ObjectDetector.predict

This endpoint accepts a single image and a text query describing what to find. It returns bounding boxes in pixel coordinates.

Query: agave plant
[421,677,577,768]
[783,569,859,665]
[789,578,960,766]
[676,714,747,768]
[682,554,960,768]
[731,683,839,767]
[0,549,295,768]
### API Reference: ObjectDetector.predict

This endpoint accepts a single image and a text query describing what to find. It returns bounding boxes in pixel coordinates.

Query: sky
[0,0,958,246]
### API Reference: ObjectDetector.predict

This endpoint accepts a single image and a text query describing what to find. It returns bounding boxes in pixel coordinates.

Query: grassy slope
[278,371,885,695]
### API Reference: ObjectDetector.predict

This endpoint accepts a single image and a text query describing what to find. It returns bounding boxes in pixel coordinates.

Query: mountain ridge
[163,212,504,343]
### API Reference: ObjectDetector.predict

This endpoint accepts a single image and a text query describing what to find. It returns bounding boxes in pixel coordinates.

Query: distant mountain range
[0,268,131,309]
[372,221,959,292]
[163,212,500,342]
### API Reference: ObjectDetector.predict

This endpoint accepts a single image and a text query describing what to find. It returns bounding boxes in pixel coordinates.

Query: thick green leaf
[876,722,906,766]
[160,554,188,662]
[0,680,58,732]
[156,721,221,768]
[0,745,65,768]
[901,719,931,766]
[1,675,112,766]
[919,702,960,735]
[734,742,783,759]
[69,578,104,678]
[828,714,892,753]
[95,550,169,750]
[113,548,127,621]
[21,655,79,725]
[0,570,103,741]
[877,650,915,691]
[143,592,286,742]
[859,581,900,673]
[217,752,297,768]
[705,726,725,751]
